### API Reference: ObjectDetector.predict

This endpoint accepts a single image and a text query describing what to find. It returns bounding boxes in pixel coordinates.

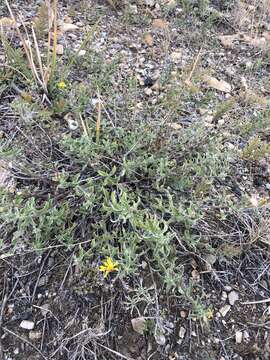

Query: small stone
[171,50,182,63]
[245,60,253,69]
[67,119,78,131]
[218,119,225,126]
[155,333,166,345]
[167,122,182,130]
[7,304,14,315]
[179,326,186,339]
[14,348,19,354]
[129,4,138,14]
[198,108,208,115]
[131,317,146,335]
[56,44,64,55]
[203,115,214,123]
[20,320,35,330]
[166,0,177,8]
[221,291,228,301]
[243,330,250,341]
[40,303,50,316]
[224,286,232,292]
[61,23,79,32]
[219,305,231,317]
[145,0,155,6]
[180,310,187,318]
[228,291,239,306]
[235,331,243,344]
[29,331,42,340]
[144,88,153,96]
[78,49,86,57]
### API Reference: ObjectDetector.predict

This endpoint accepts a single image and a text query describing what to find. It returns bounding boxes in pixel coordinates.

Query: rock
[203,115,214,123]
[144,88,153,96]
[243,330,250,341]
[152,19,168,30]
[171,50,182,63]
[221,291,227,301]
[219,305,231,317]
[203,75,231,93]
[131,317,146,335]
[78,50,86,57]
[145,0,155,6]
[61,23,79,32]
[56,44,64,55]
[29,331,42,340]
[155,333,166,345]
[129,5,138,14]
[0,17,18,29]
[235,330,243,344]
[228,291,239,306]
[180,310,187,318]
[40,303,50,316]
[167,122,182,130]
[20,320,35,330]
[179,326,186,339]
[245,60,253,69]
[166,0,177,9]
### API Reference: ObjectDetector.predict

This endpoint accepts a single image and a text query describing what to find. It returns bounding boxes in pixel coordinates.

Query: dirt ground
[0,1,270,359]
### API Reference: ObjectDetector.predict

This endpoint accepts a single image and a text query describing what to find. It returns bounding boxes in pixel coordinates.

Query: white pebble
[20,320,35,330]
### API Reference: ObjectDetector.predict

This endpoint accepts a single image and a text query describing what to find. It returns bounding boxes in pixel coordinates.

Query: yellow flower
[57,81,66,90]
[99,257,119,278]
[205,308,214,321]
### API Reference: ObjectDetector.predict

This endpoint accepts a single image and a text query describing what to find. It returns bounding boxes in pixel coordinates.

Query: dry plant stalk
[4,0,58,95]
[185,48,202,86]
[96,92,102,143]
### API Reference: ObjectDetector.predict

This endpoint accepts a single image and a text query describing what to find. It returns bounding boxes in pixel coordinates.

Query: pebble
[145,0,155,6]
[235,330,243,344]
[180,310,187,318]
[219,305,231,317]
[224,285,232,292]
[144,88,153,96]
[221,291,228,301]
[40,303,50,316]
[171,50,182,63]
[56,44,64,55]
[228,290,239,306]
[203,115,214,123]
[243,330,250,341]
[20,320,35,330]
[155,333,166,345]
[179,326,186,339]
[29,331,42,340]
[78,49,86,57]
[245,60,253,69]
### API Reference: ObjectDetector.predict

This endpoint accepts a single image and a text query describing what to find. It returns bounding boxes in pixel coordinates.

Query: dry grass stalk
[4,0,58,95]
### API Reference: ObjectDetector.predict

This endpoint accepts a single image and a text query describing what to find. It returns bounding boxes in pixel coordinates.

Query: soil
[0,1,270,359]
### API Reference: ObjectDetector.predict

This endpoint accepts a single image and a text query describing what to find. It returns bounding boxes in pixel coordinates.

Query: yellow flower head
[57,81,66,90]
[205,308,214,321]
[99,257,119,278]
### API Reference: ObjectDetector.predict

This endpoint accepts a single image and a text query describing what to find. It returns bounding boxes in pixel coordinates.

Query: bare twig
[3,327,47,360]
[0,295,8,360]
[185,48,202,85]
[96,342,133,360]
[241,298,270,305]
[96,91,102,143]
